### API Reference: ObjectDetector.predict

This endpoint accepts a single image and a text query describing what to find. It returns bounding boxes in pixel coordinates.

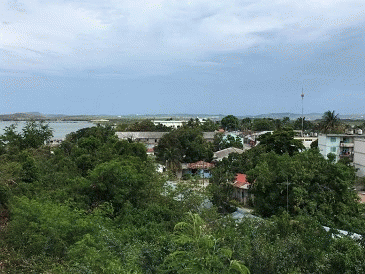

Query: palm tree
[321,110,341,133]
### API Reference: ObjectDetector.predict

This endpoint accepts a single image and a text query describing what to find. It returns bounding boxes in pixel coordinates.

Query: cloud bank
[1,0,364,76]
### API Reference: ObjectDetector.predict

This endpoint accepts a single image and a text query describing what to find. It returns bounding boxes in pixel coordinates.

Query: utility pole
[301,88,304,137]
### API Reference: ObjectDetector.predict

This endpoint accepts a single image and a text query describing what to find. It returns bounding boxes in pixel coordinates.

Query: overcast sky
[1,0,365,115]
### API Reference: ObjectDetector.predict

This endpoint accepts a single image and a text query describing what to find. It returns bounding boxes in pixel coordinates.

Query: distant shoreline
[1,112,365,121]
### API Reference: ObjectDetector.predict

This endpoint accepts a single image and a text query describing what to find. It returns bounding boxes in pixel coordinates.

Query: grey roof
[318,133,365,137]
[116,132,166,139]
[213,147,249,160]
[203,132,216,139]
[116,131,217,141]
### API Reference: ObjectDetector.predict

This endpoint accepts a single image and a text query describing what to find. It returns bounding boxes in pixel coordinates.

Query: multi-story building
[354,138,365,177]
[318,133,365,177]
[319,133,365,161]
[318,134,360,162]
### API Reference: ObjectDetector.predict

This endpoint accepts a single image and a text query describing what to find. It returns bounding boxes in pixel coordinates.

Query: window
[330,137,336,142]
[331,147,336,153]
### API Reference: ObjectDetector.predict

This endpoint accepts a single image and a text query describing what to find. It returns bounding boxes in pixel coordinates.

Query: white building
[354,138,365,177]
[318,133,365,164]
[294,136,318,149]
[153,120,184,128]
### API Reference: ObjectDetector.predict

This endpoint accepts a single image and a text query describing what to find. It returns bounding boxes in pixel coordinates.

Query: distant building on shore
[153,120,184,128]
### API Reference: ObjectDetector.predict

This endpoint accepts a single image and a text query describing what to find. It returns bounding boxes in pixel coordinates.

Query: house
[293,136,318,149]
[115,132,166,148]
[177,161,215,179]
[146,147,155,156]
[232,173,251,205]
[213,147,248,161]
[243,131,273,147]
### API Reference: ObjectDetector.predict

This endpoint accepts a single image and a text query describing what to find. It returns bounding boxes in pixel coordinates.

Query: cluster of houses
[115,126,365,205]
[46,118,365,205]
[115,129,256,205]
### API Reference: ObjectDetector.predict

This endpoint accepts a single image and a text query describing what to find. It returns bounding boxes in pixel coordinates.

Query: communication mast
[301,88,304,137]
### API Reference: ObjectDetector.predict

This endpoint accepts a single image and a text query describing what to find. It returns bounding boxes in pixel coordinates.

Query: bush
[7,197,92,257]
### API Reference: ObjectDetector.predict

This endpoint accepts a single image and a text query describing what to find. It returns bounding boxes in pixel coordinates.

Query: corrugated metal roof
[116,132,166,139]
[213,147,247,160]
[187,161,214,169]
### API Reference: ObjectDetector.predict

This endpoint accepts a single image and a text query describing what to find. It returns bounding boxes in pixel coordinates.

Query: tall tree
[241,118,252,131]
[257,129,304,156]
[221,115,240,131]
[155,127,213,167]
[293,117,313,131]
[0,121,53,152]
[251,118,275,131]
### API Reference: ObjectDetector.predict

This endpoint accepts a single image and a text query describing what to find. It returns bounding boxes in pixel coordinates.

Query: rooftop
[233,173,251,189]
[213,147,247,160]
[319,133,365,137]
[187,161,215,169]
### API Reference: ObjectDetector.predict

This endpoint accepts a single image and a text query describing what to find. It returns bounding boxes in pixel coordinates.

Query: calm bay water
[0,121,95,140]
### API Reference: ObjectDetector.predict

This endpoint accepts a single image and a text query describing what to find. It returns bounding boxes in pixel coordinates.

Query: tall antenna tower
[301,88,304,137]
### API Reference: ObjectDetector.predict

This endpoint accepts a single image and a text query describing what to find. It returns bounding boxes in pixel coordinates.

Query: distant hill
[0,112,46,121]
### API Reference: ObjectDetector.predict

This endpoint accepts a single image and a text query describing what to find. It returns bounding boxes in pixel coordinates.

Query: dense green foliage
[221,115,240,131]
[249,151,361,226]
[0,120,53,153]
[155,127,213,169]
[210,129,365,234]
[258,129,305,156]
[213,132,243,151]
[1,122,365,273]
[117,119,172,132]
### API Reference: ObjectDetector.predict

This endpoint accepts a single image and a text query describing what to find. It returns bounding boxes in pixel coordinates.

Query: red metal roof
[233,173,251,189]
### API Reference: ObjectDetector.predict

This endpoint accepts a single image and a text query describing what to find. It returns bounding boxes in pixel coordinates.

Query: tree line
[115,110,364,134]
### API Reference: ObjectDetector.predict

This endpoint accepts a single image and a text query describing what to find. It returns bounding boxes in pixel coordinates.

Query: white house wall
[354,138,365,177]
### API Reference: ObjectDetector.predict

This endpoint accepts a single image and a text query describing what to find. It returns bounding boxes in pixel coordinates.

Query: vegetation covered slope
[0,122,365,273]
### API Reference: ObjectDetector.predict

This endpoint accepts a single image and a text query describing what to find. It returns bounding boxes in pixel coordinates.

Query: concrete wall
[354,138,365,177]
[294,137,317,149]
